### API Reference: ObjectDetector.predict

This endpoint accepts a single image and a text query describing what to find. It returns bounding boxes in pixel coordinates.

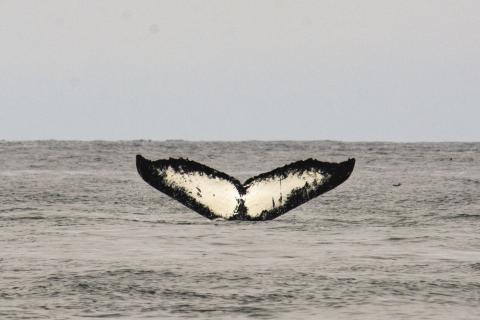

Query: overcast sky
[0,0,479,141]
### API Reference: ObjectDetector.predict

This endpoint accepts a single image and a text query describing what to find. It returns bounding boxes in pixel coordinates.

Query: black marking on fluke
[136,155,355,221]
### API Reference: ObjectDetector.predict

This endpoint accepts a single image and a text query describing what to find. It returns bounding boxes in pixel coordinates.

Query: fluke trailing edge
[136,155,355,221]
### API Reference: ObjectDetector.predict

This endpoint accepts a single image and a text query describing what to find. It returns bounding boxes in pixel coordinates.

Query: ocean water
[1,140,479,320]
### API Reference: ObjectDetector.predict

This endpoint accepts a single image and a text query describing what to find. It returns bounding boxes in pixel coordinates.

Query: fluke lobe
[136,155,355,221]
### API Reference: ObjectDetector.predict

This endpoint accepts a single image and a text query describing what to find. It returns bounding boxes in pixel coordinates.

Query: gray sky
[1,0,479,141]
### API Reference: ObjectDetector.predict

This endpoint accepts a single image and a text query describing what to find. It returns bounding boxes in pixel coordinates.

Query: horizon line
[1,138,479,144]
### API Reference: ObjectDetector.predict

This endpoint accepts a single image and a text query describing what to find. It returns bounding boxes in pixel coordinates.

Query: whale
[136,155,355,221]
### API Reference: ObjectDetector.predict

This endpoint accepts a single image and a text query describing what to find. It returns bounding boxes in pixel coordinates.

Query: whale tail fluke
[136,155,355,221]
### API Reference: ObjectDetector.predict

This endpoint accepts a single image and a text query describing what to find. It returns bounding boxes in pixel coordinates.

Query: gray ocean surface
[1,140,479,320]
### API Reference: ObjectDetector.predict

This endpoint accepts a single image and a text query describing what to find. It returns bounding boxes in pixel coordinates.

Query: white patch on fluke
[243,170,327,218]
[163,167,240,219]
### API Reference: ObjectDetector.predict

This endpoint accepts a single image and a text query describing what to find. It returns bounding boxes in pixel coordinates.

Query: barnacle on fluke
[136,155,355,221]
